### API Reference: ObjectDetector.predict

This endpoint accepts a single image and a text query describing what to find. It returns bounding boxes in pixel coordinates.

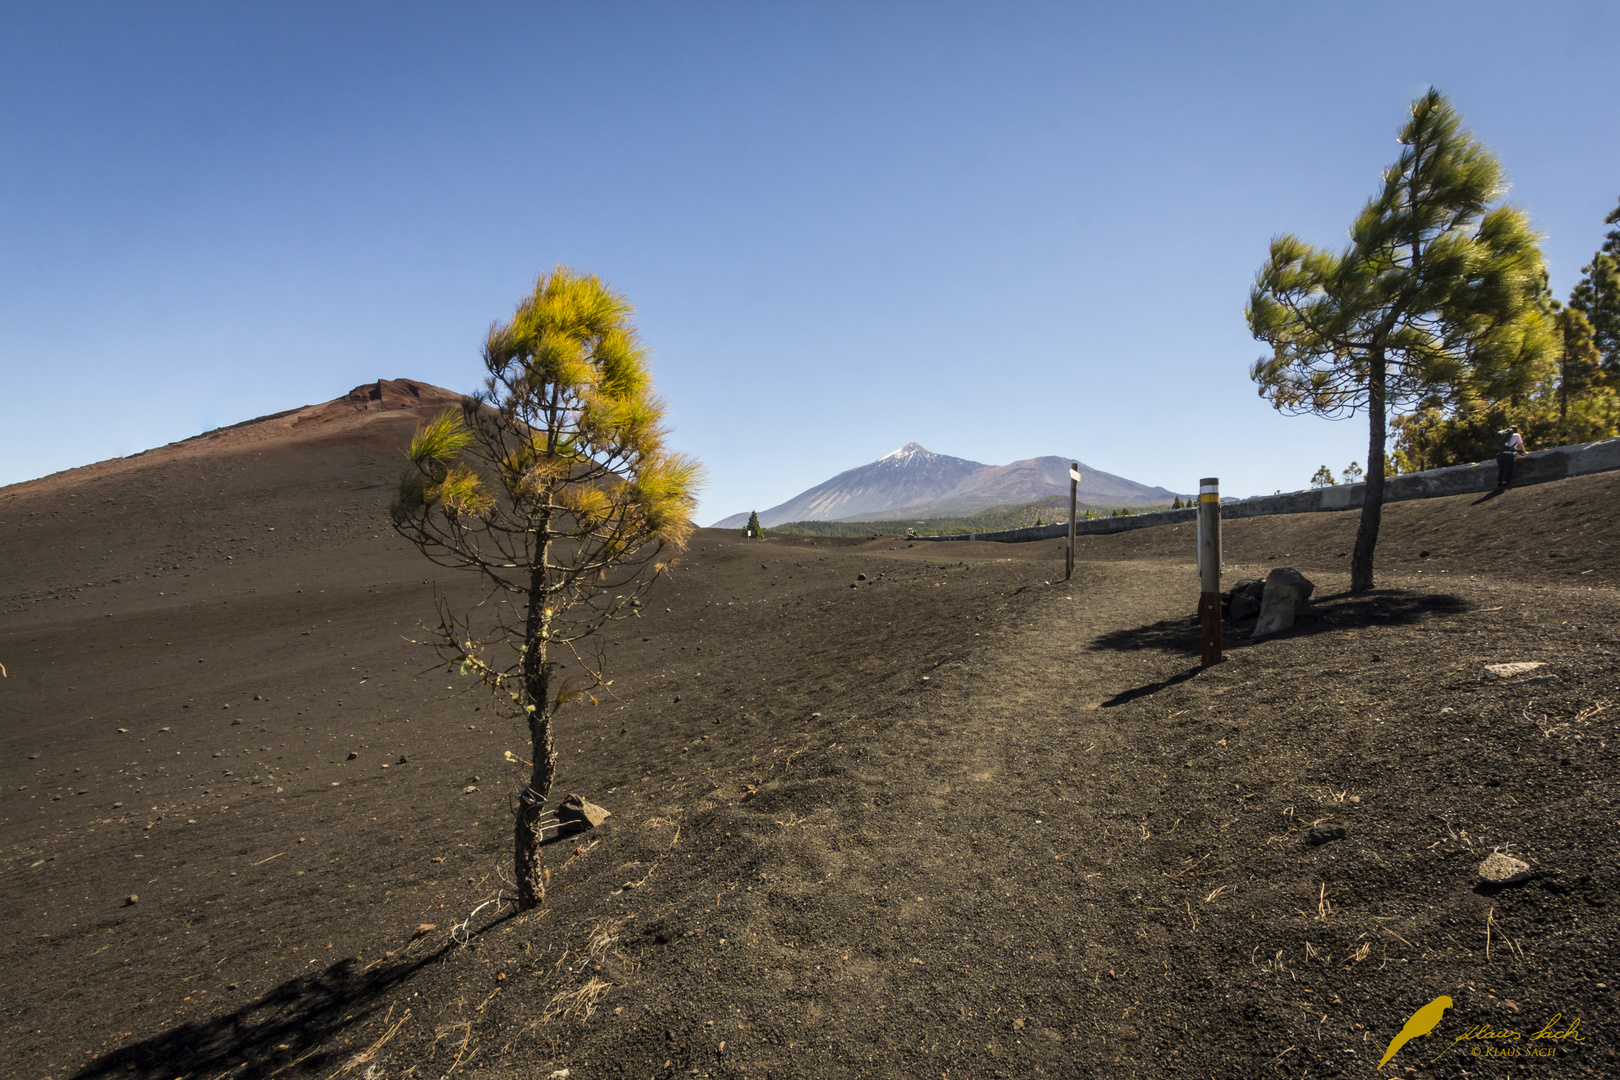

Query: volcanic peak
[878,442,954,465]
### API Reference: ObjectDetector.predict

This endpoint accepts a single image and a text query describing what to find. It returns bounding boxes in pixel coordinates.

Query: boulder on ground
[557,794,612,829]
[1251,568,1315,639]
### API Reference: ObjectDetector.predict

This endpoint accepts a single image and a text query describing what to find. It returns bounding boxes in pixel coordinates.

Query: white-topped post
[1066,463,1080,581]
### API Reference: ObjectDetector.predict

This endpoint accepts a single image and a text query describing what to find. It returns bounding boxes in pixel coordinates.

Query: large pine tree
[1248,89,1555,592]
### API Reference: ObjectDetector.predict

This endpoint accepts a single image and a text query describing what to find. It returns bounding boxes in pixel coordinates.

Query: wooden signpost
[1197,477,1221,666]
[1066,463,1080,581]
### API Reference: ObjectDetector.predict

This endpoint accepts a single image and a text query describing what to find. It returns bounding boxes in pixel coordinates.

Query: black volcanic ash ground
[2,435,1618,1079]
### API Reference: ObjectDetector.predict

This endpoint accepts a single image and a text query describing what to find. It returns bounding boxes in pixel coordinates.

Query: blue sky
[2,2,1617,522]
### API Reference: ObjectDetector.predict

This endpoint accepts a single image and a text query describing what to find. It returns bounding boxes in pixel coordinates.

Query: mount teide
[712,443,1180,528]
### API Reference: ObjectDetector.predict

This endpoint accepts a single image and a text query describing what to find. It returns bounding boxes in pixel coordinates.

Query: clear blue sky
[3,2,1616,522]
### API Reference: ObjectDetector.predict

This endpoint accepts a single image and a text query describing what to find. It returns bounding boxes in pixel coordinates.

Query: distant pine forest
[766,495,1178,537]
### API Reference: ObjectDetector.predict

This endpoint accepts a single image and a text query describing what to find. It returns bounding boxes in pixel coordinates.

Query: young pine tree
[392,267,702,908]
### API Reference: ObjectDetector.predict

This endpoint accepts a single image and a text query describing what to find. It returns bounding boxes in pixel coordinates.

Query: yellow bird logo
[1379,995,1454,1067]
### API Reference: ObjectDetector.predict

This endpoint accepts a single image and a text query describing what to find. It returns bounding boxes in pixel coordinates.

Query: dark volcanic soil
[2,416,1618,1080]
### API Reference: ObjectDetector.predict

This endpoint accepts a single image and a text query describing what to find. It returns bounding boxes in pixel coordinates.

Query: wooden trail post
[1197,477,1221,666]
[1066,463,1080,581]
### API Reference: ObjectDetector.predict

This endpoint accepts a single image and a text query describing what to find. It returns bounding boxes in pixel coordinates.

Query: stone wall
[917,436,1620,543]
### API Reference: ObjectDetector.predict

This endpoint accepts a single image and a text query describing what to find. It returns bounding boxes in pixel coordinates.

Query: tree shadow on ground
[72,909,520,1080]
[1092,589,1471,708]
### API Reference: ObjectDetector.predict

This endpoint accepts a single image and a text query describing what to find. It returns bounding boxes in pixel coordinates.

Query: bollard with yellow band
[1197,477,1222,666]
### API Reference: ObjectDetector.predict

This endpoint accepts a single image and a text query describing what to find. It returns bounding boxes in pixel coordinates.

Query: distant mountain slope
[712,443,1178,528]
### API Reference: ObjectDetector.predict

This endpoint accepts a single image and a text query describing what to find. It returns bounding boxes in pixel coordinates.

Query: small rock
[346,751,358,760]
[1478,851,1533,885]
[412,923,437,937]
[1226,579,1265,623]
[856,573,867,581]
[557,794,612,829]
[1306,824,1346,846]
[462,785,478,794]
[398,755,408,764]
[124,894,138,906]
[1484,662,1546,680]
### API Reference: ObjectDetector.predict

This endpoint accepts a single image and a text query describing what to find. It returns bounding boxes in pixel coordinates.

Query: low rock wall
[917,436,1620,543]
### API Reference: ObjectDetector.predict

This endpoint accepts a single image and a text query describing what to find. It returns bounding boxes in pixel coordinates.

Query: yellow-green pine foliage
[394,266,702,549]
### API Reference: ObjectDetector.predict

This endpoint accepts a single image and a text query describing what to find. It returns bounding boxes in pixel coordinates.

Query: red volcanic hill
[8,378,464,498]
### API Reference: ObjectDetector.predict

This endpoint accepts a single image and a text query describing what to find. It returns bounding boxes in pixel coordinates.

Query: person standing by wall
[1496,427,1528,489]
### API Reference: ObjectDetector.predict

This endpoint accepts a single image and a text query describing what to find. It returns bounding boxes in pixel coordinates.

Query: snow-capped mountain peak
[878,442,934,463]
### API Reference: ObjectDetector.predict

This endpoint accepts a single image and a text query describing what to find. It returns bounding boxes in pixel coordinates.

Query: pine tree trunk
[515,541,558,910]
[514,706,558,908]
[514,798,547,907]
[1350,353,1387,593]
